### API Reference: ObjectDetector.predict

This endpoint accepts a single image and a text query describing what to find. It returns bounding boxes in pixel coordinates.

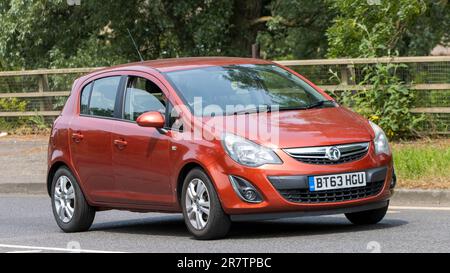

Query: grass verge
[393,138,450,189]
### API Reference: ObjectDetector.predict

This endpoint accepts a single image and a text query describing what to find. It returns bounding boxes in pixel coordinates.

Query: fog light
[229,175,263,203]
[243,189,257,201]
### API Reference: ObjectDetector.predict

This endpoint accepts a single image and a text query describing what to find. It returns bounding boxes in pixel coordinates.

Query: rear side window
[80,77,121,118]
[80,83,92,115]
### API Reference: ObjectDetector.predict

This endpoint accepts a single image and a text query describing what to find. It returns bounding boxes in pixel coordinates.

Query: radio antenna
[127,28,144,62]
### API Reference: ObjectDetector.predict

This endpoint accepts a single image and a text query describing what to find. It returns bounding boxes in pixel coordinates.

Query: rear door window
[81,77,121,118]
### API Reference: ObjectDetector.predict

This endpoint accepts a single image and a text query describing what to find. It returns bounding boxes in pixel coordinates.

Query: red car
[48,57,395,239]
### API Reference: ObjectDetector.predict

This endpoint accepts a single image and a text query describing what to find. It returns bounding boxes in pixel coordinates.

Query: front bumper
[230,200,389,221]
[267,166,388,203]
[205,143,394,216]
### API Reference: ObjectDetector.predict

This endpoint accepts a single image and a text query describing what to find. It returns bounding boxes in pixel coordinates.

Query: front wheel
[51,167,95,232]
[181,168,231,240]
[345,202,389,225]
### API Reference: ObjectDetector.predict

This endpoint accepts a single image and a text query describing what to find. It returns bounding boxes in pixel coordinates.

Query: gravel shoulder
[0,135,48,185]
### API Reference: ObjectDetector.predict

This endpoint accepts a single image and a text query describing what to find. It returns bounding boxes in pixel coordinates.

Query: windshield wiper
[231,104,271,115]
[304,100,334,109]
[230,101,334,115]
[304,100,326,109]
[278,100,335,111]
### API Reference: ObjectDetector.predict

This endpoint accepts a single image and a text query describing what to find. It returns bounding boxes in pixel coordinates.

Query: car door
[110,75,173,206]
[69,76,123,203]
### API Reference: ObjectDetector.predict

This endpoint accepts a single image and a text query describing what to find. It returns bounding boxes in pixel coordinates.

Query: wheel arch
[177,162,203,204]
[176,161,221,207]
[47,161,78,197]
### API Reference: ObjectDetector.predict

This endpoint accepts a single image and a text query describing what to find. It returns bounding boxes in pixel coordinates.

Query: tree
[324,0,450,58]
[397,0,450,56]
[256,0,335,59]
[0,0,236,70]
[0,0,449,71]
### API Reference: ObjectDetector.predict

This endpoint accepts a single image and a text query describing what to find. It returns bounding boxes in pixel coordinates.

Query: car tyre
[181,168,231,240]
[345,202,389,225]
[51,166,95,232]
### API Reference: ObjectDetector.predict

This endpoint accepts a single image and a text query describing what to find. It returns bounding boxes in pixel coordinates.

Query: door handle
[113,139,128,149]
[71,132,84,143]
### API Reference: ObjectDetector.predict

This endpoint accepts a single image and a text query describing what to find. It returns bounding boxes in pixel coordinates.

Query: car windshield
[164,64,331,116]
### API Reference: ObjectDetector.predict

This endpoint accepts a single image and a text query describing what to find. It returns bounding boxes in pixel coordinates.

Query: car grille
[283,142,370,165]
[277,180,384,203]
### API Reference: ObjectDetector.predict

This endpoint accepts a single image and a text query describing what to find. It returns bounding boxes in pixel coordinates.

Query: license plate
[308,172,366,192]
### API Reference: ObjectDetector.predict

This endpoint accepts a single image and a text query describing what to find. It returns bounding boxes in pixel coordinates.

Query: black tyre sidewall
[181,168,230,240]
[345,202,389,225]
[51,166,95,232]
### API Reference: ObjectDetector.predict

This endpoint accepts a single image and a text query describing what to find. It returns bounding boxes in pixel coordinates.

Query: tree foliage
[326,0,449,58]
[257,0,335,59]
[0,0,448,70]
[0,0,236,69]
[398,0,450,56]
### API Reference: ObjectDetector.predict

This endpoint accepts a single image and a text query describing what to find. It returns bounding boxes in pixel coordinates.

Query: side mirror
[136,111,165,128]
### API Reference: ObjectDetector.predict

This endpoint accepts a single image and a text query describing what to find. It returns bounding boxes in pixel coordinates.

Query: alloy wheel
[54,175,76,223]
[185,178,210,230]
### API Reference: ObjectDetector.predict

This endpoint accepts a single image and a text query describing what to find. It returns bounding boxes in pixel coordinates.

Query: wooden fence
[0,56,449,128]
[277,56,450,115]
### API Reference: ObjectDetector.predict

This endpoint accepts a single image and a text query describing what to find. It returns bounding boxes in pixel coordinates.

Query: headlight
[222,133,282,167]
[369,121,391,155]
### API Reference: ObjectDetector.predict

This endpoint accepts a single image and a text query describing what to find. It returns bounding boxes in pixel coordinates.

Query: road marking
[387,210,400,214]
[7,250,42,253]
[0,243,126,253]
[390,205,450,211]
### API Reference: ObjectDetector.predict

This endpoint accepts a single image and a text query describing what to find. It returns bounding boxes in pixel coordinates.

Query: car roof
[95,56,273,74]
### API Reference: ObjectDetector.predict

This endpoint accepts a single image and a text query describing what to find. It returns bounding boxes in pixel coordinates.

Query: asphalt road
[1,195,450,253]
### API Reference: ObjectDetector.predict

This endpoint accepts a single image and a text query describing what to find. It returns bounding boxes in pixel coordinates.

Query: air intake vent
[279,180,384,203]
